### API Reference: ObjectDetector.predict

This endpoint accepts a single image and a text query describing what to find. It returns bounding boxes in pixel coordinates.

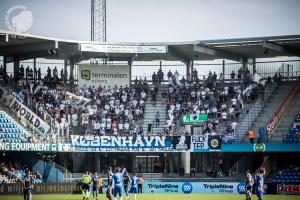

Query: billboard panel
[78,64,130,88]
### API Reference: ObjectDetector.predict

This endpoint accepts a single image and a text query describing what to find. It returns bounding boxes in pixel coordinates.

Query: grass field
[0,194,299,200]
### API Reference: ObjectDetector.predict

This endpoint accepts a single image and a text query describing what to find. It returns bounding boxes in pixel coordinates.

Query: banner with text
[78,64,130,88]
[80,44,167,53]
[9,99,50,134]
[143,182,243,194]
[190,135,222,151]
[0,142,56,152]
[181,114,208,125]
[61,135,191,152]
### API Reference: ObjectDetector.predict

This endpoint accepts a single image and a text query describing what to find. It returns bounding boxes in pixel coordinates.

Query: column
[186,60,191,83]
[33,58,36,83]
[190,60,194,78]
[242,57,248,81]
[13,56,20,79]
[3,56,7,74]
[95,153,101,172]
[64,59,68,85]
[181,152,190,174]
[253,58,256,74]
[128,59,132,86]
[69,58,74,88]
[222,60,225,76]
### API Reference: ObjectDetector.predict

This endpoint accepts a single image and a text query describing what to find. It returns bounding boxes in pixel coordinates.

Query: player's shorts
[129,187,138,194]
[93,187,97,191]
[256,190,263,198]
[82,183,89,190]
[113,186,123,197]
[246,185,252,191]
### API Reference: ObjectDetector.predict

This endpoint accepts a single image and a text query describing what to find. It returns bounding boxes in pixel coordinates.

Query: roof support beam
[262,40,300,57]
[0,41,57,55]
[193,44,246,62]
[168,46,190,65]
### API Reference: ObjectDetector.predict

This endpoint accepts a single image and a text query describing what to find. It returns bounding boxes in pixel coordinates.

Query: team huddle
[81,167,143,200]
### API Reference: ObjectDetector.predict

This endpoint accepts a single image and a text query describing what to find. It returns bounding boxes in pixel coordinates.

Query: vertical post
[181,152,190,174]
[186,60,191,82]
[159,60,162,70]
[69,58,75,88]
[33,58,36,83]
[64,59,68,85]
[253,58,256,74]
[128,59,132,86]
[222,59,225,76]
[13,56,20,79]
[242,57,248,81]
[3,56,7,74]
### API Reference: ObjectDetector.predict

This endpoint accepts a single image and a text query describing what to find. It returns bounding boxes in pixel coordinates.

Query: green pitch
[0,194,299,200]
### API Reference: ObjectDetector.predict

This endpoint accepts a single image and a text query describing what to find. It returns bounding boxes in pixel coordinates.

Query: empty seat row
[0,128,22,134]
[0,123,16,128]
[0,133,21,138]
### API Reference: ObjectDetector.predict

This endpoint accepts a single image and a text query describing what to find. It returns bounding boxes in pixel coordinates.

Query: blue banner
[142,182,243,194]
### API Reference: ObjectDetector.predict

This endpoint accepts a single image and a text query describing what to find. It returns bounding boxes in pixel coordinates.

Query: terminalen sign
[78,65,130,88]
[68,135,191,152]
[0,142,55,152]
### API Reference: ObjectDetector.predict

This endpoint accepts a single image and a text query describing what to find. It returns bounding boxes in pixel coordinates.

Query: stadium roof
[0,29,300,64]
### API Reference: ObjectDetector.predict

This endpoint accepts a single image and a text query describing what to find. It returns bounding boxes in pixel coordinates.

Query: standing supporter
[248,130,255,144]
[137,175,144,194]
[155,111,160,127]
[98,176,103,194]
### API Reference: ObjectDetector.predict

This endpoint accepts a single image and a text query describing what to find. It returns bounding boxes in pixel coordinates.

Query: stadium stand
[3,74,149,140]
[284,114,300,144]
[0,160,42,184]
[0,111,32,143]
[272,166,300,184]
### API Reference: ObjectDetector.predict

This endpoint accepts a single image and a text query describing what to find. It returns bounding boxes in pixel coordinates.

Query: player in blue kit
[108,167,125,200]
[256,168,265,200]
[128,172,138,200]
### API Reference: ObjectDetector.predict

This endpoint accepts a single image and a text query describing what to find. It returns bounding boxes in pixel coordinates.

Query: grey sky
[0,0,300,42]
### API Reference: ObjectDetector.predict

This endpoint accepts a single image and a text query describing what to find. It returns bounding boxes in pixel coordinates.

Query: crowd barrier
[0,182,299,195]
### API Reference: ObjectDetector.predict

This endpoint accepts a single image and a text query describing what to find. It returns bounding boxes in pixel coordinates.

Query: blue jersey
[131,176,138,188]
[111,172,123,188]
[257,174,263,187]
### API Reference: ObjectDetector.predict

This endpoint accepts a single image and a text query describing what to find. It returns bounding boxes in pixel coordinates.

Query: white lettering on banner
[134,136,144,147]
[70,135,166,149]
[0,143,53,151]
[9,99,50,134]
[191,135,209,150]
[80,44,167,53]
[143,182,241,194]
[121,136,133,146]
[78,65,130,88]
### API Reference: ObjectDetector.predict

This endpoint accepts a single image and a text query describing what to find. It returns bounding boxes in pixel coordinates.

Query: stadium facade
[0,29,300,195]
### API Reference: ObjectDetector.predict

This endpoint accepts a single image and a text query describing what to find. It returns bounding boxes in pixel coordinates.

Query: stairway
[32,160,64,183]
[235,83,277,142]
[248,81,296,141]
[142,85,168,134]
[271,91,300,143]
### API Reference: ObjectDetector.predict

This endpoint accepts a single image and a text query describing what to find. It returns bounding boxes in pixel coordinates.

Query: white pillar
[181,152,190,174]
